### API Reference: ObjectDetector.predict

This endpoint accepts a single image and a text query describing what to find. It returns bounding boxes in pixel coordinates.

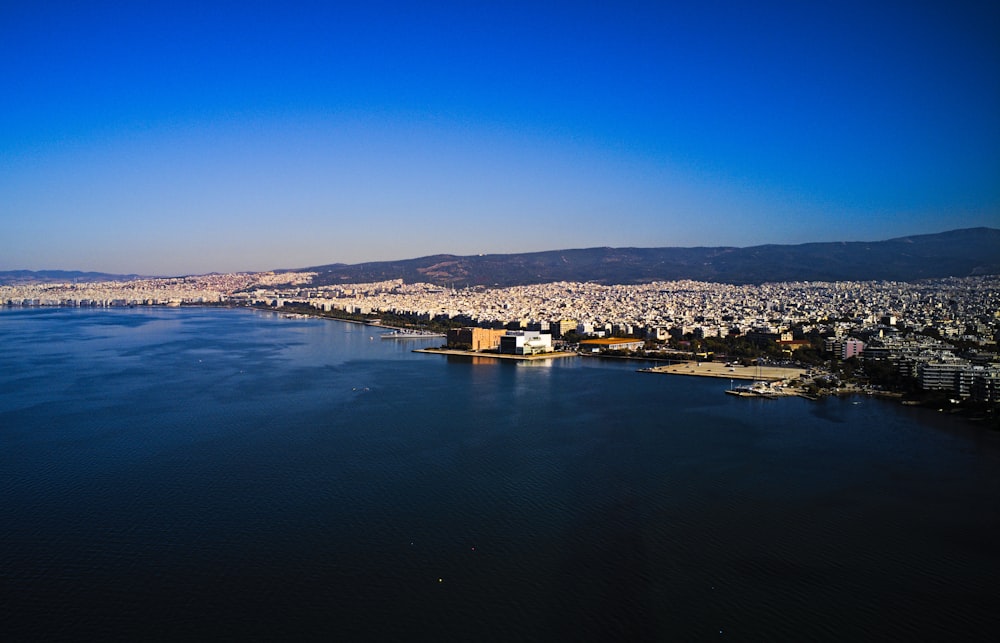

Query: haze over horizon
[3,1,999,276]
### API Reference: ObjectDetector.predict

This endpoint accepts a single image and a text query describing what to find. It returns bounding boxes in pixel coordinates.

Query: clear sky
[2,0,999,275]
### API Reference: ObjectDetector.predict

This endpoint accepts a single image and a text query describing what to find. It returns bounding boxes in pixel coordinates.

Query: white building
[499,330,553,355]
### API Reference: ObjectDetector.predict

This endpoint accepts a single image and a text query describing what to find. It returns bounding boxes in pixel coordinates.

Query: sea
[2,307,999,641]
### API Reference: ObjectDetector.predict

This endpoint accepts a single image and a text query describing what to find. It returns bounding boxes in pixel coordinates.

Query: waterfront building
[499,330,553,355]
[969,369,1000,403]
[919,359,969,393]
[579,337,645,352]
[447,327,506,351]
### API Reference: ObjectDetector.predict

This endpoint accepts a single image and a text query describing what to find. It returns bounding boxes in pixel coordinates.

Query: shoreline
[6,305,992,424]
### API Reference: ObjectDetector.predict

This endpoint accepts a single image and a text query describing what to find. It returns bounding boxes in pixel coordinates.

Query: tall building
[826,337,866,359]
[548,319,576,339]
[842,338,865,359]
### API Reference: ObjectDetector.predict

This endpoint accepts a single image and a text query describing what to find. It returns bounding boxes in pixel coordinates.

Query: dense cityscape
[4,272,999,414]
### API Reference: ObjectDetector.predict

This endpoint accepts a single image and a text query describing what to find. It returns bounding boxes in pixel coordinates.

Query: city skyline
[3,1,999,275]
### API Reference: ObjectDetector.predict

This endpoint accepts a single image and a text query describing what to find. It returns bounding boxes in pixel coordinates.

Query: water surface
[2,308,998,641]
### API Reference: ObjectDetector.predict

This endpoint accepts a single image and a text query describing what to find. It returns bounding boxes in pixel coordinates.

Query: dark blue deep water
[2,308,999,641]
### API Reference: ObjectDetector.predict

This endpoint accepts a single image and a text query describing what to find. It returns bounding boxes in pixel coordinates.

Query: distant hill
[6,228,998,288]
[301,228,1000,286]
[0,270,145,285]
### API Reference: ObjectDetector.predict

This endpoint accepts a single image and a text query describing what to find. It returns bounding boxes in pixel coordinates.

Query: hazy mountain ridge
[0,270,146,285]
[4,228,997,287]
[302,228,1000,286]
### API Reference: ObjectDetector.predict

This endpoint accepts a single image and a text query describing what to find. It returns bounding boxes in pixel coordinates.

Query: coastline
[4,304,991,423]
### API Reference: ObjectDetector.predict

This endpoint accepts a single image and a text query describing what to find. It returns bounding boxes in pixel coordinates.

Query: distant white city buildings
[4,271,999,400]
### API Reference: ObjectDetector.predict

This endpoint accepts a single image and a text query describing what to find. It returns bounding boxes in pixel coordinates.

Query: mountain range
[300,227,1000,287]
[0,270,146,285]
[3,228,998,287]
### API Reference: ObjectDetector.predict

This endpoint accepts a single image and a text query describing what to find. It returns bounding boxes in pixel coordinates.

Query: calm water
[2,307,999,641]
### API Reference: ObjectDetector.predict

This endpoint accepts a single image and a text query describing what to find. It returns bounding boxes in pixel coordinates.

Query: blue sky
[2,1,998,275]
